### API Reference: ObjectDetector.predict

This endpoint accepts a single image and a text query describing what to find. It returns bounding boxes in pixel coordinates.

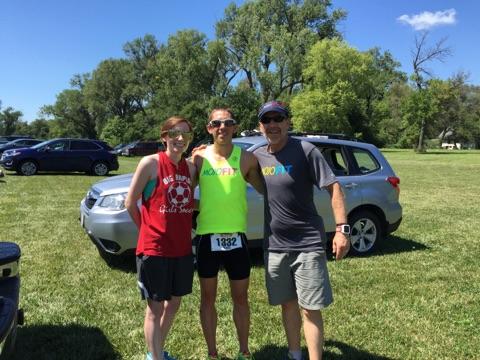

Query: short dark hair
[208,108,235,121]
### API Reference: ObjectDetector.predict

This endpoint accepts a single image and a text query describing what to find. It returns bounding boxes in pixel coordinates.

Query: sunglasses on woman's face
[260,115,286,124]
[166,130,193,140]
[208,119,237,128]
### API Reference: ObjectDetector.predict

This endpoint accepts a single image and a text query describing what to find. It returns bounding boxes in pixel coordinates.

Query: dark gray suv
[80,135,402,256]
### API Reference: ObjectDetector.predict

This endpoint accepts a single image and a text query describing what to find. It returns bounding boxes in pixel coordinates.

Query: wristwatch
[336,224,351,235]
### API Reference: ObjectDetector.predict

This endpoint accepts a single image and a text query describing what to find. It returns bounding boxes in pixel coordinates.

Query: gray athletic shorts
[265,250,333,310]
[137,254,194,302]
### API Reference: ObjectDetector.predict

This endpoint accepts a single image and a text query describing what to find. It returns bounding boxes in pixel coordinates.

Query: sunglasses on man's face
[260,115,286,124]
[166,130,193,141]
[208,119,237,128]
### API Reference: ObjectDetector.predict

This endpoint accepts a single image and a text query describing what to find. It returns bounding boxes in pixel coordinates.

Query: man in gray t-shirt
[254,101,350,360]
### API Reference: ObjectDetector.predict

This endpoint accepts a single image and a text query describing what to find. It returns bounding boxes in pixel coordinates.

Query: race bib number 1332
[211,233,242,251]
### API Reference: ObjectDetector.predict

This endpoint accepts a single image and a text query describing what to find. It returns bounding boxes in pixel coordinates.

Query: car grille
[85,188,100,209]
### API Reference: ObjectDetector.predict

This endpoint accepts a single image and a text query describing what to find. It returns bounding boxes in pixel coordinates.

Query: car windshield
[126,141,138,148]
[4,139,24,146]
[31,140,54,149]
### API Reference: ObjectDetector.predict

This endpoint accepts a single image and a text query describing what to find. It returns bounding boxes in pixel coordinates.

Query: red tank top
[136,152,194,257]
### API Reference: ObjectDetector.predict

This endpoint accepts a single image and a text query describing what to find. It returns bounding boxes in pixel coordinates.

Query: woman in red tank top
[125,116,197,360]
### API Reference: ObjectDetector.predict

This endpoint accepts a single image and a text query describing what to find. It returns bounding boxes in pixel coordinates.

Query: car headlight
[3,149,21,157]
[98,193,127,210]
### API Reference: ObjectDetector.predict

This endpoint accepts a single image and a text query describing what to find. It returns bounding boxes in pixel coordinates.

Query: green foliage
[99,116,127,145]
[216,0,346,100]
[375,82,412,147]
[26,119,50,139]
[400,89,437,148]
[84,59,142,135]
[0,106,24,135]
[291,39,408,143]
[42,88,97,138]
[291,85,354,133]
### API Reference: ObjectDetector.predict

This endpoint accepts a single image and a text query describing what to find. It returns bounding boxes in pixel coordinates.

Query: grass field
[0,150,479,360]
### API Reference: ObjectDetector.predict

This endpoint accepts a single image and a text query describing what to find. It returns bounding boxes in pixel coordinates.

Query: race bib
[210,233,242,251]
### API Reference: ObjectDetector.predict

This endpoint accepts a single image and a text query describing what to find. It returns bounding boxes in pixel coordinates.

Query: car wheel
[349,210,382,254]
[91,161,109,176]
[17,160,38,176]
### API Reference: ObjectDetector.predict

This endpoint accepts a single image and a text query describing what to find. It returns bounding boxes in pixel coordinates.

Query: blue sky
[1,0,478,122]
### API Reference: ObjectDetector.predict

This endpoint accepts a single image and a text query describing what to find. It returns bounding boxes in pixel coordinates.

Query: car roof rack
[239,130,263,137]
[289,132,360,142]
[238,129,361,142]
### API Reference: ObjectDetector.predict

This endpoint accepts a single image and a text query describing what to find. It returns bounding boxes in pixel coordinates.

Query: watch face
[337,224,350,235]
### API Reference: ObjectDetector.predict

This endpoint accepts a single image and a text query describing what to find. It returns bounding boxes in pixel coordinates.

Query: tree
[123,34,160,106]
[410,31,452,152]
[28,119,51,139]
[400,87,438,148]
[42,87,97,139]
[216,0,346,101]
[291,39,405,140]
[84,59,144,135]
[146,30,224,135]
[375,82,412,146]
[0,107,24,135]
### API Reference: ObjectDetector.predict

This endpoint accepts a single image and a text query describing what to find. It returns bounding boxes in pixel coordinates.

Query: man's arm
[327,181,350,260]
[243,151,264,194]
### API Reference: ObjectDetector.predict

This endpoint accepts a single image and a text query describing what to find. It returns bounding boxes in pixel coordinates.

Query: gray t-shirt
[254,137,337,251]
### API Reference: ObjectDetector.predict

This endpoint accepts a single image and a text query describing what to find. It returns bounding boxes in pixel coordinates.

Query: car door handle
[344,183,358,189]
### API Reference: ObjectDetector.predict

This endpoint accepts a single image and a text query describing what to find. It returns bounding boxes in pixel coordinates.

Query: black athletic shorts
[136,254,194,301]
[195,233,251,280]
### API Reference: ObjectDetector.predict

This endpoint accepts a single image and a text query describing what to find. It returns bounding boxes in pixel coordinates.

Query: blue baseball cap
[258,100,289,119]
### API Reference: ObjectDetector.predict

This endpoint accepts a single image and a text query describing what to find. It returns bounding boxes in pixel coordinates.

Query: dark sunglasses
[165,130,193,140]
[208,119,237,128]
[260,115,286,124]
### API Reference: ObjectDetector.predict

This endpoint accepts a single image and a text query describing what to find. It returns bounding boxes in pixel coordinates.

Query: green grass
[0,150,479,359]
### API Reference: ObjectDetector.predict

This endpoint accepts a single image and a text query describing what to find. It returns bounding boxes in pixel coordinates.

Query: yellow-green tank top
[196,145,247,234]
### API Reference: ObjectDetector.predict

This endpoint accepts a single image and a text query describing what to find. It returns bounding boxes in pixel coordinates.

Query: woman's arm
[125,155,156,229]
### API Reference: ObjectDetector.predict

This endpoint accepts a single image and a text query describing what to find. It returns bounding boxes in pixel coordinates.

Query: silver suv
[79,135,402,256]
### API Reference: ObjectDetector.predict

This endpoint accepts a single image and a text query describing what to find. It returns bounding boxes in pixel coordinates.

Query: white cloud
[397,9,456,30]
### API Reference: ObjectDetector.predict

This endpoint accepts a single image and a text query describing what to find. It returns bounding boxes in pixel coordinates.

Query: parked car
[80,134,402,256]
[121,141,164,157]
[0,135,32,145]
[0,138,44,155]
[0,138,119,176]
[112,143,126,155]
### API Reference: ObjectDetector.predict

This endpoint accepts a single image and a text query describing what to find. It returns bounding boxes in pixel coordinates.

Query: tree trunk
[416,119,426,153]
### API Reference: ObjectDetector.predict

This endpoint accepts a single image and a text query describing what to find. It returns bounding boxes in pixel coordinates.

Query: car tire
[91,161,109,176]
[17,160,38,176]
[348,210,382,255]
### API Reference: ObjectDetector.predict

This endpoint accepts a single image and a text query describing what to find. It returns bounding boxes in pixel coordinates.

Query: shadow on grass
[98,248,136,273]
[250,235,428,267]
[10,324,120,360]
[357,235,429,259]
[250,342,393,360]
[324,340,394,359]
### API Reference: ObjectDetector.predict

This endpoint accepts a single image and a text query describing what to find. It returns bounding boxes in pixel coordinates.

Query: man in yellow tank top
[193,108,263,360]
